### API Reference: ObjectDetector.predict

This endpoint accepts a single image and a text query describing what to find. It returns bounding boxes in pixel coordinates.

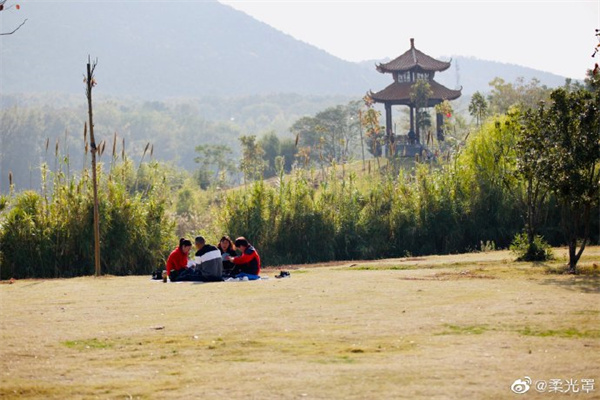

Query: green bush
[510,231,553,262]
[0,160,175,279]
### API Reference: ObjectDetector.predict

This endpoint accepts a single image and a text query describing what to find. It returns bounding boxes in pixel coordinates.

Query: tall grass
[0,142,175,279]
[218,116,594,266]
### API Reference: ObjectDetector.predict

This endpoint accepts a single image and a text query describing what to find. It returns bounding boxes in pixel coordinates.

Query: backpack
[151,269,163,280]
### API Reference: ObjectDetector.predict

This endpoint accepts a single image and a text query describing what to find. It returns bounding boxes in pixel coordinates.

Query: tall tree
[515,108,550,260]
[519,87,599,273]
[360,105,384,158]
[468,92,488,127]
[258,131,281,179]
[289,101,361,166]
[239,135,265,184]
[193,144,235,189]
[85,57,101,277]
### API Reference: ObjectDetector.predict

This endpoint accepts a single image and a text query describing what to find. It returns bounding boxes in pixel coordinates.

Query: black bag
[151,269,163,280]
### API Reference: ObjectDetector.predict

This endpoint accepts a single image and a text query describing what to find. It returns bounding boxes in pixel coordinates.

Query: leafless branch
[0,18,27,36]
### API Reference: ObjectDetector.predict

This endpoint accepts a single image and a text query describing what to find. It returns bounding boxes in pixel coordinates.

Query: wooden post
[85,56,101,277]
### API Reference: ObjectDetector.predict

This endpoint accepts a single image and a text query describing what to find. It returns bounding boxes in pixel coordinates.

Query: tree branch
[0,18,27,36]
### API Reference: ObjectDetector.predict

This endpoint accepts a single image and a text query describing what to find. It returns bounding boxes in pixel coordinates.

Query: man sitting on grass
[192,236,223,282]
[225,237,261,280]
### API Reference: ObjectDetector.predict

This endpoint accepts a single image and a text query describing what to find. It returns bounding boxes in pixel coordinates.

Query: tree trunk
[564,203,591,274]
[567,239,578,274]
[86,58,101,277]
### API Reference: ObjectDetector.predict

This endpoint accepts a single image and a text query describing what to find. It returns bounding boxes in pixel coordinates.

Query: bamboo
[358,110,365,171]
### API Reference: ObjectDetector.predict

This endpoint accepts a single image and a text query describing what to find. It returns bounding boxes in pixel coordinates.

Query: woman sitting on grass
[218,235,237,278]
[225,237,261,280]
[166,238,193,282]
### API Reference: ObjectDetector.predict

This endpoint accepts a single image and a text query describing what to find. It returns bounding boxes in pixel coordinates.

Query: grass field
[1,247,599,399]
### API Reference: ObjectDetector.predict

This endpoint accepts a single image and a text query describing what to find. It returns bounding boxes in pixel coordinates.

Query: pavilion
[368,38,461,156]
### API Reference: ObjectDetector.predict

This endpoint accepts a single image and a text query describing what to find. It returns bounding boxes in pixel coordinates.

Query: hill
[1,1,568,100]
[0,0,386,98]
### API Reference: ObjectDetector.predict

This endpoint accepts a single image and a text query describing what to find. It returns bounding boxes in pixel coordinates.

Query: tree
[84,57,101,277]
[488,77,551,115]
[193,144,235,189]
[0,0,26,36]
[290,101,361,166]
[257,132,297,178]
[239,135,265,184]
[410,80,432,143]
[468,92,488,127]
[258,131,281,179]
[519,88,599,273]
[434,100,454,142]
[278,138,297,173]
[514,108,551,260]
[359,99,384,159]
[591,28,599,76]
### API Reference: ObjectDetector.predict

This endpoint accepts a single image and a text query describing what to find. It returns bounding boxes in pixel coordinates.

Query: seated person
[218,235,237,277]
[166,238,193,282]
[226,237,261,280]
[192,236,223,282]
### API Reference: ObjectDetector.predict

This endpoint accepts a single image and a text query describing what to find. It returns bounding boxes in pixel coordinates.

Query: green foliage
[194,144,236,189]
[257,132,297,178]
[517,87,600,272]
[360,104,384,158]
[487,77,552,115]
[510,231,553,262]
[290,101,362,165]
[410,80,433,140]
[0,158,175,279]
[219,114,539,265]
[238,135,266,184]
[220,172,335,265]
[468,92,488,126]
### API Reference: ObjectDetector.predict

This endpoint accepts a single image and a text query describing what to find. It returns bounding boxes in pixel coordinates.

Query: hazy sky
[220,0,600,80]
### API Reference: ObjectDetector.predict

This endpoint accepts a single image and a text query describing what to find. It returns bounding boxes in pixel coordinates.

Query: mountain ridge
[0,1,567,100]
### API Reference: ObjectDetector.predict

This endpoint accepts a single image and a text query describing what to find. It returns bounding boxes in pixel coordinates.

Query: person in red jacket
[225,237,261,280]
[166,238,193,282]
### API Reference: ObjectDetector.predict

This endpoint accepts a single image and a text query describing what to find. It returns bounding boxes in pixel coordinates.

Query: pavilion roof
[376,38,451,73]
[368,80,462,106]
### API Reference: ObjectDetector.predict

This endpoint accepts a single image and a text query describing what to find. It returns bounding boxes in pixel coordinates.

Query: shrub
[510,231,553,262]
[0,160,175,279]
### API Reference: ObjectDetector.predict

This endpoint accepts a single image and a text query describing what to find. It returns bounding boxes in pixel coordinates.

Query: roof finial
[410,38,414,48]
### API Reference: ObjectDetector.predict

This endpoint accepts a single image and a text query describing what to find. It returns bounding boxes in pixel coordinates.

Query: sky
[220,0,600,80]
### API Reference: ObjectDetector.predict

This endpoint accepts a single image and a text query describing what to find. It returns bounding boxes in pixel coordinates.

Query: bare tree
[84,56,102,277]
[0,0,27,36]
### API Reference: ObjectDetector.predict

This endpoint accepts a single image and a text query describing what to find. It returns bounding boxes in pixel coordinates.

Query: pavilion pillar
[409,106,415,144]
[436,112,444,141]
[385,103,392,156]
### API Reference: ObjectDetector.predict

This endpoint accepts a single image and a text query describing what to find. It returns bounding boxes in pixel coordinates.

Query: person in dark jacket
[192,236,223,282]
[218,235,237,277]
[226,237,261,280]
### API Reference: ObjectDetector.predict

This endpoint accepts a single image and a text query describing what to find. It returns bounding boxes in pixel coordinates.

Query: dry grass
[1,247,599,399]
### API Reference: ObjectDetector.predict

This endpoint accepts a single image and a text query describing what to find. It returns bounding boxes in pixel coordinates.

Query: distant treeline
[0,93,353,193]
